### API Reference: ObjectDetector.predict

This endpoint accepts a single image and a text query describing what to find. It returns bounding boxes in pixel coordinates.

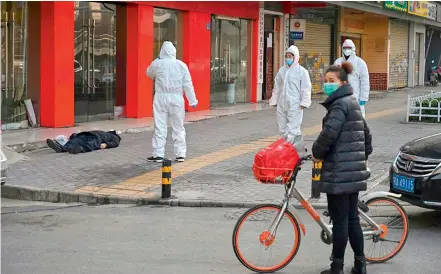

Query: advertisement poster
[427,3,437,21]
[408,1,428,18]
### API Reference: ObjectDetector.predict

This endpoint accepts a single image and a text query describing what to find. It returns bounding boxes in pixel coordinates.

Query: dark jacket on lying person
[312,84,373,195]
[46,130,121,154]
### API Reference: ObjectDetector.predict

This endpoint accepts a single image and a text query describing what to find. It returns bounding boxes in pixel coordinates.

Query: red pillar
[125,4,154,118]
[39,2,75,127]
[251,19,259,103]
[182,11,211,111]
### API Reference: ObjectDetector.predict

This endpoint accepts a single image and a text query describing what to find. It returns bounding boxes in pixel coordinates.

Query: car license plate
[392,174,415,193]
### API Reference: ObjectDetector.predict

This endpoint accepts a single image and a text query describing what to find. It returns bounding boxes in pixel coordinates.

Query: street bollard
[311,160,322,199]
[162,159,172,199]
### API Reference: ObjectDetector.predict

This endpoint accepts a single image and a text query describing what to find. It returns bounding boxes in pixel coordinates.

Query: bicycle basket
[252,138,300,184]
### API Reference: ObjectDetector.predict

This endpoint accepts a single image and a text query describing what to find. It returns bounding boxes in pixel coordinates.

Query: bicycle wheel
[232,204,301,273]
[362,197,409,263]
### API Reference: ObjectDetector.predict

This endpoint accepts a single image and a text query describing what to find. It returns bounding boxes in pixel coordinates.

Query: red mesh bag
[252,138,301,184]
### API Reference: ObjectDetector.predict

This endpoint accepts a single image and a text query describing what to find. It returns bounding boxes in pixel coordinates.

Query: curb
[1,184,329,209]
[5,108,270,153]
[1,169,390,209]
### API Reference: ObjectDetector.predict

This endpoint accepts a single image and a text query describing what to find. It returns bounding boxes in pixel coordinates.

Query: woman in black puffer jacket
[312,62,373,274]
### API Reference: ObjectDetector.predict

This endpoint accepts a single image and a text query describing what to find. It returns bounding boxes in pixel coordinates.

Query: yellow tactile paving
[74,107,403,197]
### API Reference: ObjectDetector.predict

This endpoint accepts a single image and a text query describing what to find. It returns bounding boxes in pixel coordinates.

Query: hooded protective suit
[334,39,370,117]
[146,41,198,158]
[269,45,312,151]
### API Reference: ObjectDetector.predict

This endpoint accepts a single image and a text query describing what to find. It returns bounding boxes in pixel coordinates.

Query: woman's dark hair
[325,62,354,82]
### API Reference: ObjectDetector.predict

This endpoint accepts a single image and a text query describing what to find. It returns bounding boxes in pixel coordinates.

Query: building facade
[1,1,441,130]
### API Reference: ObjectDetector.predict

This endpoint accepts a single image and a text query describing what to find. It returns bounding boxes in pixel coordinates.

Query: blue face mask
[323,83,339,96]
[285,58,294,66]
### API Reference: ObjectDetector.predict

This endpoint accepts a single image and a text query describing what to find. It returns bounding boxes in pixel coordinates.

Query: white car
[1,148,7,185]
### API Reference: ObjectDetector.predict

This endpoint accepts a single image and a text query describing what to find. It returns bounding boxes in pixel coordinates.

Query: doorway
[262,14,281,101]
[341,34,362,57]
[74,2,116,123]
[1,1,28,130]
[210,16,250,107]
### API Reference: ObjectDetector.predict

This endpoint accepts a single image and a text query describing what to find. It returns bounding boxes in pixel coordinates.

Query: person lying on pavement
[46,130,121,154]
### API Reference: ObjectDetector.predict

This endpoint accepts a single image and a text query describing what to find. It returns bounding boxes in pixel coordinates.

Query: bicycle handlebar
[301,154,313,161]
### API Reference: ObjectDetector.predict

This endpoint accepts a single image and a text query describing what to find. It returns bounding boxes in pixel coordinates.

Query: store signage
[289,19,306,40]
[408,1,436,20]
[284,14,290,49]
[258,8,264,84]
[290,32,304,40]
[383,1,408,13]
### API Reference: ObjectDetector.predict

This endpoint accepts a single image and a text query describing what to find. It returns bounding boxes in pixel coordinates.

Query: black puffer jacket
[70,130,121,149]
[312,84,373,195]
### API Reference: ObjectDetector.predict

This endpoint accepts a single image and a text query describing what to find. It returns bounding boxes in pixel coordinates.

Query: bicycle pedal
[323,210,330,217]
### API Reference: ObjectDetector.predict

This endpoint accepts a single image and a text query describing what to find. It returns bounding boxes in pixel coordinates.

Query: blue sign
[290,31,304,40]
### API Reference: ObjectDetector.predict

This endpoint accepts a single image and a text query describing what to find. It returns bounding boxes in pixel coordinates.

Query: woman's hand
[100,143,107,149]
[312,155,321,162]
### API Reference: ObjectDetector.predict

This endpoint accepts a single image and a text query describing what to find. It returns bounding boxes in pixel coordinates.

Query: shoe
[176,157,185,162]
[46,139,64,153]
[351,256,366,274]
[147,156,164,163]
[67,146,82,154]
[321,258,344,274]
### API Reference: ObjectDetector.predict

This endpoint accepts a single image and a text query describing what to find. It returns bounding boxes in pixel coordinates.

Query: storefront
[290,5,337,94]
[1,1,260,130]
[338,8,390,90]
[1,1,29,130]
[406,1,437,87]
[384,2,410,89]
[261,2,284,101]
[388,19,409,89]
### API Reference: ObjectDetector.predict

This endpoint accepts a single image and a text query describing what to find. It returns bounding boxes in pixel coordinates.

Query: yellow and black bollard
[162,159,172,199]
[311,160,322,199]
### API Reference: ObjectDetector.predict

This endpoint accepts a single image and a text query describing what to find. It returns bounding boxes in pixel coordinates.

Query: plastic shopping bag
[253,138,301,184]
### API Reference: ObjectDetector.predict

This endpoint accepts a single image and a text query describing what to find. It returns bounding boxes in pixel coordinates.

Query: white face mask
[343,48,353,57]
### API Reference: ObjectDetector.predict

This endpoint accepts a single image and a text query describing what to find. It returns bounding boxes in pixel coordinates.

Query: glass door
[210,17,250,107]
[74,2,116,123]
[1,1,28,130]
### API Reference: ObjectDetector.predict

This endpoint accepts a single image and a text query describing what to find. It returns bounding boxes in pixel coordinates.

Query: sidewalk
[1,103,272,152]
[2,88,441,207]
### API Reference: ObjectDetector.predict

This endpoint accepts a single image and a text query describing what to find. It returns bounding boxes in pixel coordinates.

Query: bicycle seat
[322,200,369,217]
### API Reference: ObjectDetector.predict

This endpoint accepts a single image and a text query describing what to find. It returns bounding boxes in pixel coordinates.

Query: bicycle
[232,154,409,273]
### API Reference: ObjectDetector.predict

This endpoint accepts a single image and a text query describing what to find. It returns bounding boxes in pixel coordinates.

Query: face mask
[285,58,294,66]
[323,83,339,96]
[343,49,353,57]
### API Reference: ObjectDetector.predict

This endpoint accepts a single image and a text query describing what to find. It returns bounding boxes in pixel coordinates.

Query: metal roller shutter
[294,22,332,94]
[389,19,409,89]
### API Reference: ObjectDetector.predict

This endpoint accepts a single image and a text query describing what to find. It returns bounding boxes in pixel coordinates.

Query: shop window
[210,17,252,107]
[153,8,183,60]
[1,1,29,130]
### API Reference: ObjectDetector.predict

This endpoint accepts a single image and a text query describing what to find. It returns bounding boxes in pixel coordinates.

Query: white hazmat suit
[334,39,370,117]
[269,45,312,153]
[146,41,198,160]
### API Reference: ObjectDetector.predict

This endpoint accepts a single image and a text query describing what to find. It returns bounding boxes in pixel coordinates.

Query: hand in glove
[359,101,366,106]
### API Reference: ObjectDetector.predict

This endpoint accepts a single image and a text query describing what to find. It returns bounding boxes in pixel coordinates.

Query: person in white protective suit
[146,41,198,163]
[334,39,370,118]
[269,45,312,154]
